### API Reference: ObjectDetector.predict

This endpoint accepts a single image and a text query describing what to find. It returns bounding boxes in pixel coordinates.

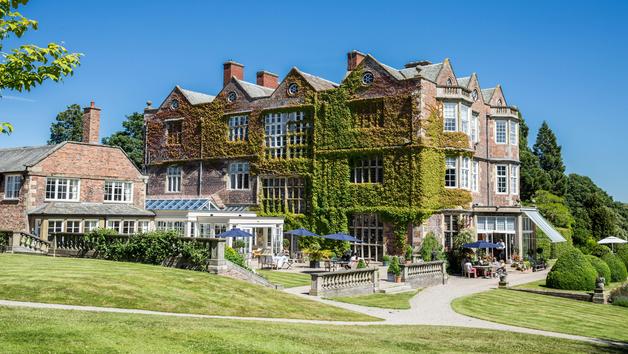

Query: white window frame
[137,220,151,233]
[496,165,508,194]
[121,220,136,235]
[45,178,80,202]
[471,112,479,143]
[4,174,22,200]
[445,157,458,188]
[156,220,185,236]
[495,120,507,144]
[350,156,383,184]
[443,102,458,132]
[460,157,470,190]
[65,220,82,233]
[228,115,249,142]
[510,121,518,146]
[106,220,122,234]
[166,166,182,193]
[47,220,64,235]
[471,160,479,192]
[104,181,133,203]
[228,162,250,190]
[460,104,470,135]
[510,165,519,195]
[83,220,99,233]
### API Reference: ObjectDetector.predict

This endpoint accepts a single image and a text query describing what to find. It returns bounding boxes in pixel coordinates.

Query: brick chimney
[223,61,244,86]
[256,71,279,89]
[347,50,366,71]
[82,101,101,144]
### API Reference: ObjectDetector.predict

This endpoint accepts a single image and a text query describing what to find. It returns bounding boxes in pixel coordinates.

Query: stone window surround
[3,174,22,200]
[45,177,80,202]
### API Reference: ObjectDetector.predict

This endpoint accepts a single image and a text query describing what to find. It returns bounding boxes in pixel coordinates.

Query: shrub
[405,245,413,261]
[589,244,612,258]
[617,244,628,270]
[613,296,628,308]
[611,283,628,307]
[225,246,249,270]
[552,228,573,259]
[585,255,611,285]
[357,259,366,269]
[447,228,474,274]
[546,248,597,291]
[420,233,444,262]
[388,256,401,276]
[601,253,628,282]
[382,255,390,263]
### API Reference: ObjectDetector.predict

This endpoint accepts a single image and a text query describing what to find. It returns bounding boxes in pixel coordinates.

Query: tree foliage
[0,0,82,135]
[48,104,83,144]
[533,121,567,196]
[532,190,574,229]
[102,112,145,168]
[518,113,550,201]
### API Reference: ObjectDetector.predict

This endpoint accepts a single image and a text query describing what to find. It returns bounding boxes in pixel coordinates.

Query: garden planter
[395,275,402,283]
[309,260,322,268]
[382,261,389,266]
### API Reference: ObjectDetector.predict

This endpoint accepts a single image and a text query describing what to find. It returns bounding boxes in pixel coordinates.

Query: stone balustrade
[490,106,519,118]
[400,260,447,288]
[436,86,472,102]
[310,267,379,297]
[5,232,51,254]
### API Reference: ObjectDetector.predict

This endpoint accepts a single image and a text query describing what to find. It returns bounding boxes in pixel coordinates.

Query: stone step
[380,284,412,294]
[10,246,48,255]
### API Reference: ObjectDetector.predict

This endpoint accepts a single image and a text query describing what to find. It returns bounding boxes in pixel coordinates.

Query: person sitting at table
[345,252,357,270]
[464,260,477,278]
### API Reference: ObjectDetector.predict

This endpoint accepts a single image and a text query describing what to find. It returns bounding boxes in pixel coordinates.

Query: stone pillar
[441,261,448,284]
[310,273,322,296]
[592,278,607,304]
[372,268,380,292]
[207,239,227,274]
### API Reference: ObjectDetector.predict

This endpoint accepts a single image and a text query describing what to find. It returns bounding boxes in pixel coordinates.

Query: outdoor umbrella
[598,236,628,252]
[285,228,320,256]
[216,228,254,238]
[462,240,501,249]
[322,232,362,243]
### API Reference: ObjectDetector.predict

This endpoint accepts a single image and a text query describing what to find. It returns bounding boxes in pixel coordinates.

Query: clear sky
[0,0,626,201]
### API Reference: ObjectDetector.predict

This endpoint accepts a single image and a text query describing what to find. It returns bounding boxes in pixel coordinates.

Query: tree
[533,121,567,196]
[532,190,574,229]
[102,112,145,169]
[518,113,550,201]
[48,104,83,144]
[0,0,81,135]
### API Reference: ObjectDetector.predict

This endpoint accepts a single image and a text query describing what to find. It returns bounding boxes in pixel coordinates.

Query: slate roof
[0,144,62,173]
[178,86,215,105]
[28,202,155,216]
[364,55,443,82]
[295,68,338,91]
[457,76,471,88]
[416,62,444,82]
[234,78,275,98]
[482,87,496,102]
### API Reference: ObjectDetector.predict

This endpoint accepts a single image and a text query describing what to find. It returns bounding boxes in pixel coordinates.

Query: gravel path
[1,268,625,348]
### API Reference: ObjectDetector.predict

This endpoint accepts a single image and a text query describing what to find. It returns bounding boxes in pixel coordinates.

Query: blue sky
[0,0,626,201]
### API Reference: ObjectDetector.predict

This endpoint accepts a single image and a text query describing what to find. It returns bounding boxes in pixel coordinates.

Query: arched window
[446,78,453,86]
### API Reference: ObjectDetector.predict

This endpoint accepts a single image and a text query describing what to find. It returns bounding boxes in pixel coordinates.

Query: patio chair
[465,263,477,278]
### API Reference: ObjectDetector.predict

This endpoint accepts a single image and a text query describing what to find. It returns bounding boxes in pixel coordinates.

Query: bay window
[510,121,518,146]
[445,157,457,188]
[229,162,250,190]
[460,104,470,135]
[460,157,470,189]
[104,181,133,202]
[4,174,22,199]
[496,165,508,194]
[444,102,457,132]
[45,178,80,201]
[510,165,519,195]
[495,120,507,144]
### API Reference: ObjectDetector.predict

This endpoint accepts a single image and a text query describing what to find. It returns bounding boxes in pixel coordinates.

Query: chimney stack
[82,101,101,144]
[347,50,366,71]
[256,71,279,89]
[405,60,432,68]
[223,61,244,87]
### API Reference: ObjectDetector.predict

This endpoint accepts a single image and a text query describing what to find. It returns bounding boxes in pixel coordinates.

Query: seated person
[345,252,357,269]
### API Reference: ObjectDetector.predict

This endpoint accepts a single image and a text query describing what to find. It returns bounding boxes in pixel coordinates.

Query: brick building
[0,102,153,240]
[144,51,564,259]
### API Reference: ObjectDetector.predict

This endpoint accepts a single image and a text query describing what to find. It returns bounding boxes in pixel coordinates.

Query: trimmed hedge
[585,255,611,285]
[546,248,597,291]
[601,253,628,283]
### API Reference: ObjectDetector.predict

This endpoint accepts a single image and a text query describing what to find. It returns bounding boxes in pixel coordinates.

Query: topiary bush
[589,244,612,258]
[388,256,401,276]
[585,255,611,285]
[552,228,573,259]
[546,248,597,291]
[601,253,628,283]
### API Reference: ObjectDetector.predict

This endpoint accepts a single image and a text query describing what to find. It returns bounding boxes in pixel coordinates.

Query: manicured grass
[515,279,626,294]
[0,307,619,354]
[0,254,376,321]
[258,269,311,288]
[452,289,628,342]
[331,290,420,309]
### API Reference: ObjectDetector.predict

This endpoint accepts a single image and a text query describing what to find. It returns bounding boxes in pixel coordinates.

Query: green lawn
[331,290,420,309]
[452,289,628,342]
[0,307,618,354]
[0,254,376,321]
[514,279,627,294]
[258,269,311,288]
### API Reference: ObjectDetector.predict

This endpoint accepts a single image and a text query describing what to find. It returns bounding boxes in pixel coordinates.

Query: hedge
[546,247,597,291]
[601,253,628,283]
[585,255,611,285]
[617,244,628,270]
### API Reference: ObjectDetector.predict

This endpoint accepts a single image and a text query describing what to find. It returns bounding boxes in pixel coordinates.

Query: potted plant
[405,246,413,264]
[302,244,332,268]
[388,256,402,283]
[357,259,366,269]
[382,255,390,266]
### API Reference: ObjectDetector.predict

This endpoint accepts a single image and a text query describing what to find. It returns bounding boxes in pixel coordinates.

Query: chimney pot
[223,61,244,87]
[82,101,101,144]
[347,50,366,71]
[256,71,279,89]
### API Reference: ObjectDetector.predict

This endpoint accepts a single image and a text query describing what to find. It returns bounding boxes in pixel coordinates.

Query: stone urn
[596,277,605,290]
[498,273,508,288]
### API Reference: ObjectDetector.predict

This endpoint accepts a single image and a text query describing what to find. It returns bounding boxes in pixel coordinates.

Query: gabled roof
[457,76,471,88]
[177,86,215,105]
[234,78,275,98]
[361,55,444,83]
[416,62,444,82]
[0,144,63,173]
[28,202,154,216]
[482,87,496,102]
[294,68,338,91]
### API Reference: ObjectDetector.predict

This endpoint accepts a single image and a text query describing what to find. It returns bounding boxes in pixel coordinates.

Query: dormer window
[287,83,299,96]
[361,72,374,85]
[227,91,237,103]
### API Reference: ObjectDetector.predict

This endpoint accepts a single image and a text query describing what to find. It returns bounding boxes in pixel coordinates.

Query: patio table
[472,265,492,278]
